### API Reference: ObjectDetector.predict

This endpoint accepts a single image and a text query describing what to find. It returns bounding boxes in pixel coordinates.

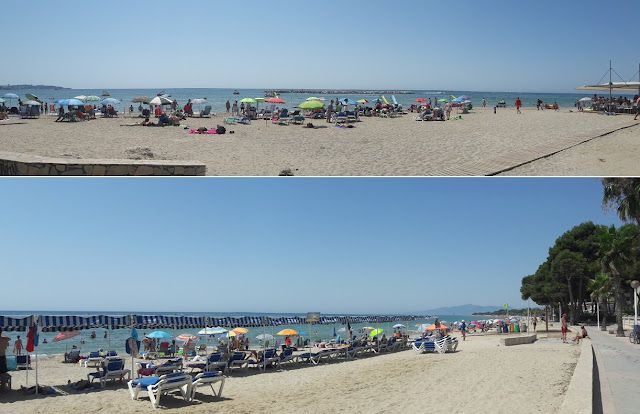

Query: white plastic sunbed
[128,371,192,409]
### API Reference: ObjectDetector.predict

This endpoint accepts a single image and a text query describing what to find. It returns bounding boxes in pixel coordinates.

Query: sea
[0,310,478,357]
[3,87,633,115]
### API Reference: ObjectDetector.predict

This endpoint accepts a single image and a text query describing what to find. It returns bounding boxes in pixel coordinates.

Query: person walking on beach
[532,316,537,332]
[460,320,467,341]
[561,313,568,343]
[14,336,23,355]
[326,100,334,123]
[515,97,522,114]
[634,95,640,120]
[226,100,231,113]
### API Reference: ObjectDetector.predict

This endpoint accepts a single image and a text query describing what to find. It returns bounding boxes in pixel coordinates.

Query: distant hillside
[0,84,68,90]
[421,304,502,315]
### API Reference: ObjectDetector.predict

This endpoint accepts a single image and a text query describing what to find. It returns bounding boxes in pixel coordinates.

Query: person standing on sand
[515,97,522,114]
[634,96,640,120]
[482,98,486,107]
[460,320,467,341]
[14,336,22,355]
[226,100,231,113]
[532,316,537,332]
[326,100,334,123]
[232,101,238,116]
[444,102,452,119]
[561,313,568,343]
[0,329,9,373]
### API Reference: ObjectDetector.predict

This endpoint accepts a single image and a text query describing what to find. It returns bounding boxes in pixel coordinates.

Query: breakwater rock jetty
[265,90,414,95]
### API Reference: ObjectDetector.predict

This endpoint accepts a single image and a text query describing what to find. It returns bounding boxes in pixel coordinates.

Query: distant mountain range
[1,84,68,90]
[421,304,502,315]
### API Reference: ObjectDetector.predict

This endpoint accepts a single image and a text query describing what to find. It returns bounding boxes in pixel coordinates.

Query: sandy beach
[0,108,637,176]
[0,330,580,413]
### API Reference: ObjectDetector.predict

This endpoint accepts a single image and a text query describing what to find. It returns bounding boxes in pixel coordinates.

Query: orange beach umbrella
[423,324,450,332]
[276,329,299,336]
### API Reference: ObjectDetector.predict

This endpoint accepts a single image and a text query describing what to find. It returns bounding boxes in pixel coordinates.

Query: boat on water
[233,90,240,95]
[157,90,165,96]
[264,92,276,97]
[101,91,110,96]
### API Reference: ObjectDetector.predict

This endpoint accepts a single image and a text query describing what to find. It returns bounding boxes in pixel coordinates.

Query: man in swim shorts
[561,313,568,343]
[515,97,522,114]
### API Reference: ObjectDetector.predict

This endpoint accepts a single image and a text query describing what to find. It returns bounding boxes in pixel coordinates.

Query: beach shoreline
[1,108,637,176]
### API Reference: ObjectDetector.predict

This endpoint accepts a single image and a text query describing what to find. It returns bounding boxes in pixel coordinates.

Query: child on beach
[561,314,568,343]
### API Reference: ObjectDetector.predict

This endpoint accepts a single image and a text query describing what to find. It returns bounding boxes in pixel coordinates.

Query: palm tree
[602,178,640,225]
[588,272,613,330]
[598,225,633,337]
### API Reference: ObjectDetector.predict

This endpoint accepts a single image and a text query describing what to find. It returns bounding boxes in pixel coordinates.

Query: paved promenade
[588,326,640,414]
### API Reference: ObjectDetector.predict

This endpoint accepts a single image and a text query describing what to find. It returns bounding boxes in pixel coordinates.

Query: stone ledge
[559,340,592,414]
[0,151,206,176]
[500,334,537,346]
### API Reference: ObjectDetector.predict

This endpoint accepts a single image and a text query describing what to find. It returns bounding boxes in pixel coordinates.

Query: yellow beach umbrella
[362,326,376,331]
[276,329,299,336]
[233,327,249,334]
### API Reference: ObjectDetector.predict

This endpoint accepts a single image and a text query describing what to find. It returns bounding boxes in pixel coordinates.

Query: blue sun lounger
[128,371,191,409]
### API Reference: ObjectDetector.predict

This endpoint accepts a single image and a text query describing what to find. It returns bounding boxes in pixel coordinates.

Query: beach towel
[188,129,218,134]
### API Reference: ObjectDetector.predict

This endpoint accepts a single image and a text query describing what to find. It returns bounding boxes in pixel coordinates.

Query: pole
[527,299,530,333]
[597,302,600,331]
[634,287,638,327]
[609,60,612,113]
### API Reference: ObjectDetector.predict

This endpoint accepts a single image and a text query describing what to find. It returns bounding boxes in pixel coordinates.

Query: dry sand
[0,108,637,176]
[0,331,580,413]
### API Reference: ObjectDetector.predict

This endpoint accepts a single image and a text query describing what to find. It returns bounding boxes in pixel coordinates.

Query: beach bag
[216,125,226,134]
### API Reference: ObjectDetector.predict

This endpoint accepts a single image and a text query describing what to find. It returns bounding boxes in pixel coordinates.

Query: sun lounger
[246,349,279,371]
[188,371,226,401]
[65,349,81,363]
[16,355,30,370]
[87,357,131,388]
[226,351,249,371]
[278,347,295,365]
[155,358,183,377]
[411,340,436,354]
[334,112,347,123]
[237,117,251,124]
[295,351,322,364]
[224,117,235,125]
[128,371,192,409]
[83,351,103,368]
[290,116,305,125]
[444,335,459,352]
[199,106,212,118]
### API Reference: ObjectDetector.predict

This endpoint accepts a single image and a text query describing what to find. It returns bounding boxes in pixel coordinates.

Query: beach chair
[108,107,118,117]
[188,371,226,401]
[87,357,131,388]
[199,106,212,118]
[278,347,295,365]
[246,349,279,371]
[276,109,291,125]
[237,117,251,125]
[434,337,447,354]
[155,358,183,377]
[445,335,459,352]
[295,350,322,364]
[196,344,207,356]
[224,117,235,125]
[411,341,436,354]
[334,112,347,123]
[346,111,357,123]
[83,351,103,368]
[227,351,249,371]
[16,355,30,370]
[185,353,226,373]
[128,371,192,409]
[157,342,170,357]
[290,116,305,125]
[65,349,81,363]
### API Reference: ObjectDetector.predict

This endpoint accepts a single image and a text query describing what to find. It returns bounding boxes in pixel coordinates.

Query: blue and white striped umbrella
[57,99,84,106]
[100,98,120,105]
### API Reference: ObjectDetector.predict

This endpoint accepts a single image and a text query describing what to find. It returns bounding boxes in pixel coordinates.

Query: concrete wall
[0,151,206,176]
[499,334,537,346]
[559,340,593,414]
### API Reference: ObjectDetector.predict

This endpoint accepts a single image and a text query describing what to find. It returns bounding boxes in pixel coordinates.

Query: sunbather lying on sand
[68,379,94,390]
[120,118,150,127]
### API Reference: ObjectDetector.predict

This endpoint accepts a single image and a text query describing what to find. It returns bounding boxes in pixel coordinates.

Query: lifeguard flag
[26,323,39,352]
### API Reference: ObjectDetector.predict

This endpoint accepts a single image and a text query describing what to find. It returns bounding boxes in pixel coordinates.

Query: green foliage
[472,308,543,316]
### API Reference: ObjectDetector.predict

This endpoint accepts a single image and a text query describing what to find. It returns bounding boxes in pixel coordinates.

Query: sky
[0,177,626,315]
[2,0,640,93]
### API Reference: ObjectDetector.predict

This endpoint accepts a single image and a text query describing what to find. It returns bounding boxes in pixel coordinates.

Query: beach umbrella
[74,95,87,100]
[458,95,471,100]
[357,99,369,104]
[438,98,449,103]
[254,97,265,111]
[369,329,384,337]
[25,93,41,103]
[424,324,450,332]
[147,331,172,339]
[240,98,256,104]
[176,333,198,341]
[100,98,120,105]
[256,333,274,341]
[298,100,324,110]
[192,98,208,104]
[414,98,426,103]
[579,97,592,102]
[452,98,463,103]
[23,100,40,106]
[276,329,299,336]
[52,331,80,342]
[225,331,237,338]
[393,324,406,329]
[233,327,249,334]
[3,93,18,106]
[57,99,84,107]
[83,96,101,102]
[340,98,357,105]
[362,326,375,331]
[198,327,227,335]
[147,96,172,105]
[265,97,285,104]
[306,97,322,101]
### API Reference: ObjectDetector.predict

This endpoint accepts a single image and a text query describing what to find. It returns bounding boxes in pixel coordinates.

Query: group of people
[560,313,588,344]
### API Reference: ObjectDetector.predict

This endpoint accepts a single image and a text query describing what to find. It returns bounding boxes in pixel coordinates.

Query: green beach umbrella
[369,329,384,337]
[240,98,256,103]
[298,100,324,110]
[147,96,172,105]
[438,98,449,103]
[83,95,101,102]
[306,97,322,101]
[26,93,41,102]
[254,97,265,111]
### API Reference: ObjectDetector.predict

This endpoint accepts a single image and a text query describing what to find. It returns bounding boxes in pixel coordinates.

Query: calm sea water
[0,311,478,357]
[3,87,631,115]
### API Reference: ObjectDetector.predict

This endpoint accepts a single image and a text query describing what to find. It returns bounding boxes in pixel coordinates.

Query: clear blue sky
[0,178,624,314]
[3,0,639,93]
